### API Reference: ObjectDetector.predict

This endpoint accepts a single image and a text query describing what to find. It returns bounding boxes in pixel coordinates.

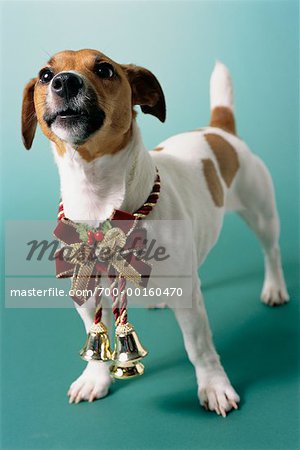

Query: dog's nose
[51,72,83,99]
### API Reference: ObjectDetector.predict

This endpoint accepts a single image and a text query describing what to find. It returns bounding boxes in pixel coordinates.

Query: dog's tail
[209,60,236,134]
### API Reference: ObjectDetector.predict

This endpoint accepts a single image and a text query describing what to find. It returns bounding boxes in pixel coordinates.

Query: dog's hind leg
[67,296,112,404]
[237,156,289,306]
[173,280,240,416]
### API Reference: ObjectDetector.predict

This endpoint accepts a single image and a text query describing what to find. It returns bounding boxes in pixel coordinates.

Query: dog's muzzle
[43,72,105,144]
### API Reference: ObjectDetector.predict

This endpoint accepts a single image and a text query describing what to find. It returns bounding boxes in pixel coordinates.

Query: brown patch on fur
[154,146,164,151]
[210,106,236,134]
[21,78,38,149]
[54,140,66,156]
[22,49,166,161]
[76,124,133,161]
[202,159,224,207]
[204,133,239,187]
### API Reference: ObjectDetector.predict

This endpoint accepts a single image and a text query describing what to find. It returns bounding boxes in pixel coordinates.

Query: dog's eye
[95,62,115,79]
[39,68,54,84]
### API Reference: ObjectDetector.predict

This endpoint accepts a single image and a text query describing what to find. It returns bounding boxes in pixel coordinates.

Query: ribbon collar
[53,169,160,305]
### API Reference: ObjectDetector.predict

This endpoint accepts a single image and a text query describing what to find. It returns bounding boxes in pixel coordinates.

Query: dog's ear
[21,78,38,150]
[122,64,166,122]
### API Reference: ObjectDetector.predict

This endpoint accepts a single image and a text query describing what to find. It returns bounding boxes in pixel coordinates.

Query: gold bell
[111,322,148,364]
[110,361,145,379]
[80,322,111,361]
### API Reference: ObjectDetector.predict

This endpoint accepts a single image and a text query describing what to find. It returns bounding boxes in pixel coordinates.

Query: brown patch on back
[210,106,236,134]
[204,133,239,187]
[202,159,224,207]
[154,146,164,151]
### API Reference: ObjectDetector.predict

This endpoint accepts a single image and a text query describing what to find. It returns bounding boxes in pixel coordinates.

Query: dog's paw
[198,376,240,417]
[67,361,112,404]
[261,279,289,306]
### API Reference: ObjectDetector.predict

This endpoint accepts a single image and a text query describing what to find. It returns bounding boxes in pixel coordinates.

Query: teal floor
[1,261,299,450]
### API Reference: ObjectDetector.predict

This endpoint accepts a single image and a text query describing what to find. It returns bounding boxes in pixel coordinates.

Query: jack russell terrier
[21,49,289,416]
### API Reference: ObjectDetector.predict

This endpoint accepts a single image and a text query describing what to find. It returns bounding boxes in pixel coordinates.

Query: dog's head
[21,49,166,159]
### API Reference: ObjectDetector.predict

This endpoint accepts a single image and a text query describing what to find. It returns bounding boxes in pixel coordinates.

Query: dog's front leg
[173,281,240,417]
[68,296,112,404]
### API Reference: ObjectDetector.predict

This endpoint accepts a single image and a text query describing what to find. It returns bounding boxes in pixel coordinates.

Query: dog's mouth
[44,106,89,126]
[57,108,86,119]
[43,100,105,145]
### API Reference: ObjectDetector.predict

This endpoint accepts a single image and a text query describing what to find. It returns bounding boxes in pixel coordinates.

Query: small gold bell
[110,360,145,379]
[80,322,111,361]
[111,322,148,363]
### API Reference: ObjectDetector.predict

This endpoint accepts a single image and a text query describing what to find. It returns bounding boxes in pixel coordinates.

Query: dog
[21,49,289,416]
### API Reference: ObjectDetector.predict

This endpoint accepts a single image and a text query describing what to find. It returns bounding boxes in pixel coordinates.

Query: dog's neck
[53,121,156,224]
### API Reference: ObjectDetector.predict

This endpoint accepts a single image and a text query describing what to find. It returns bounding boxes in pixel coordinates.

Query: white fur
[210,60,234,111]
[53,62,288,414]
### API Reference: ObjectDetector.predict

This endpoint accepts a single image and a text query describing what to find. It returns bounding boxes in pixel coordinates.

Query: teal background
[1,1,299,449]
